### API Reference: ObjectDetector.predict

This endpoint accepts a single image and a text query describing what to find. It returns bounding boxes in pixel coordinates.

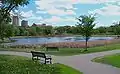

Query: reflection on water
[8,37,113,45]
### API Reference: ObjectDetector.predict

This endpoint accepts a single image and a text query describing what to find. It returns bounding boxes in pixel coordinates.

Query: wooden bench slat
[31,51,52,64]
[46,47,59,51]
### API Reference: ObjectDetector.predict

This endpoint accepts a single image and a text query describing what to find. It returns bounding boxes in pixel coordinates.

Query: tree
[42,26,53,36]
[29,26,37,36]
[36,26,43,35]
[4,24,15,40]
[114,26,120,35]
[96,27,106,34]
[76,15,96,51]
[71,26,81,34]
[54,26,65,35]
[19,27,25,36]
[24,30,29,36]
[0,0,29,24]
[14,26,20,36]
[64,26,72,34]
[0,0,29,40]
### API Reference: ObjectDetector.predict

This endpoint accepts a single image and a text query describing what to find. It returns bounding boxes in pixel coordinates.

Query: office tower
[21,20,28,27]
[12,16,19,26]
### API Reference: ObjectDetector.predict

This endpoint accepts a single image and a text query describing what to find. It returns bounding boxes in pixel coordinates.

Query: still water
[8,37,113,45]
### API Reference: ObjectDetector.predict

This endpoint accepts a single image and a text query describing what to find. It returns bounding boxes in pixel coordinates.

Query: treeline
[9,22,120,37]
[94,22,120,35]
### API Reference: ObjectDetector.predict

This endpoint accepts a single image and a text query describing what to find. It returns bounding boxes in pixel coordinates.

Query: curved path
[0,50,120,74]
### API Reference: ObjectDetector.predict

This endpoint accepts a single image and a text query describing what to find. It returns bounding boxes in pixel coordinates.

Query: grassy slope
[58,64,81,74]
[0,55,82,74]
[45,43,120,56]
[92,53,120,68]
[1,43,120,56]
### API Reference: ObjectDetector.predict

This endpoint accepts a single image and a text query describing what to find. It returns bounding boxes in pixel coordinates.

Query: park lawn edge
[1,43,120,56]
[92,53,120,68]
[0,55,82,74]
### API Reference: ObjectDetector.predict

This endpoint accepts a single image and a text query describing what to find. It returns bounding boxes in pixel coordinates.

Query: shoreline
[44,39,120,48]
[4,39,120,48]
[11,35,119,38]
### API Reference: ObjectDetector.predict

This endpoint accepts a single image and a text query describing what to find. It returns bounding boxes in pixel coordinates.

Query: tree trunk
[85,38,88,51]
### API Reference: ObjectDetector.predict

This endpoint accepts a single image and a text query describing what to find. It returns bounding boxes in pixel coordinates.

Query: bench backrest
[46,47,59,51]
[46,47,58,49]
[31,51,46,58]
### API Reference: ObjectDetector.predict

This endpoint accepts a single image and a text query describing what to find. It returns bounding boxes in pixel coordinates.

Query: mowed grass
[0,55,82,74]
[92,53,120,68]
[44,43,120,56]
[1,43,120,56]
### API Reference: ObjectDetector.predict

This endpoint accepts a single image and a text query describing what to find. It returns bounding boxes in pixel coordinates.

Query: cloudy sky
[18,0,120,27]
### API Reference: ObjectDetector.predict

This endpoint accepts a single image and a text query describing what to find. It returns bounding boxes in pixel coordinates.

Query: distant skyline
[15,0,120,27]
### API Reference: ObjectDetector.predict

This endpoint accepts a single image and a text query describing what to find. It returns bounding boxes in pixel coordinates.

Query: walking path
[0,50,120,74]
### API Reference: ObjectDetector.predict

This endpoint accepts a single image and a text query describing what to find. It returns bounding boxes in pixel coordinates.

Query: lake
[7,37,113,45]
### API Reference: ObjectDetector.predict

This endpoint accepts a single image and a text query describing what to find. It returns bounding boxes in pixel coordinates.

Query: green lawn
[1,43,120,56]
[0,55,82,74]
[92,53,120,68]
[43,43,120,56]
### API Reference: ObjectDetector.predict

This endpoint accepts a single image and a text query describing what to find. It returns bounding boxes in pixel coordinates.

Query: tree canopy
[76,15,96,51]
[0,0,29,41]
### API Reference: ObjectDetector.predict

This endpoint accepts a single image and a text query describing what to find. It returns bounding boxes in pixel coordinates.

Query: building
[0,0,4,8]
[21,20,28,27]
[32,23,37,27]
[0,1,2,7]
[31,23,50,27]
[12,16,19,26]
[0,0,3,4]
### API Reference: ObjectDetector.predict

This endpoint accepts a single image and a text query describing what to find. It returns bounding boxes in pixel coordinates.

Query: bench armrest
[46,55,52,58]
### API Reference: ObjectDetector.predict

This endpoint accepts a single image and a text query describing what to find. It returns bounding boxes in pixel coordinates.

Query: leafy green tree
[0,0,29,24]
[112,22,120,35]
[36,26,43,35]
[14,27,20,36]
[113,26,120,35]
[64,26,72,34]
[42,26,53,36]
[96,27,106,34]
[19,27,26,36]
[23,30,29,36]
[93,29,99,35]
[71,26,81,34]
[0,0,29,40]
[4,24,15,39]
[54,26,65,35]
[76,15,96,51]
[29,26,37,36]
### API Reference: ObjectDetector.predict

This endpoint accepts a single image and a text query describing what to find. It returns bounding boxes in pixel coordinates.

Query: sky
[17,0,120,27]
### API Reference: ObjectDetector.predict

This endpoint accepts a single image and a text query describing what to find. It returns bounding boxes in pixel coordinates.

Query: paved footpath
[0,50,120,74]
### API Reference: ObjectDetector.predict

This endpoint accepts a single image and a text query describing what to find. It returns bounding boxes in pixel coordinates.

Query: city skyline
[15,0,120,27]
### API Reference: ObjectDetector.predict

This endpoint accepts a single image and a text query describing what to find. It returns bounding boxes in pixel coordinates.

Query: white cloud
[76,0,120,4]
[36,11,47,14]
[35,0,77,16]
[112,20,120,23]
[89,4,120,16]
[0,2,2,6]
[21,10,34,18]
[47,9,76,16]
[43,16,76,24]
[118,2,120,5]
[20,10,43,21]
[28,16,43,20]
[21,6,28,9]
[35,0,120,16]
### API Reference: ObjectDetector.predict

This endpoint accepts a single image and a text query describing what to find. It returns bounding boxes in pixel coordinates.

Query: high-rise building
[0,0,3,7]
[12,16,19,26]
[21,20,28,27]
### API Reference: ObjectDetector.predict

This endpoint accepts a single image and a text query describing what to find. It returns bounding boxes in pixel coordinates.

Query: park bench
[31,51,52,64]
[46,46,59,51]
